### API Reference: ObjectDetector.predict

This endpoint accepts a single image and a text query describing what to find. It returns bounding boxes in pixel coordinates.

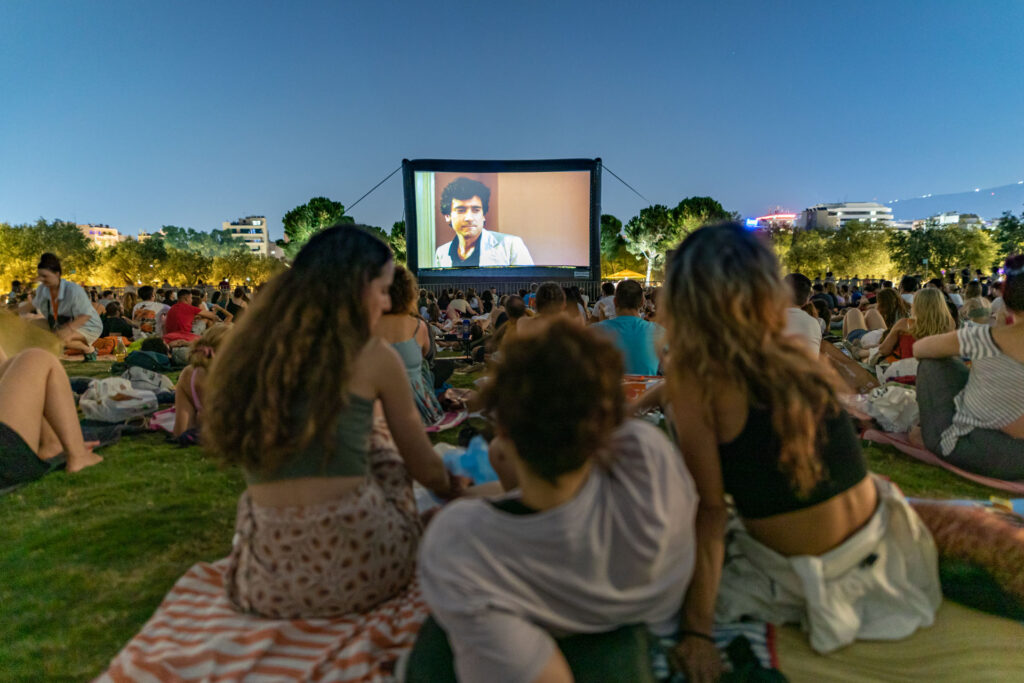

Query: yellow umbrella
[604,269,646,280]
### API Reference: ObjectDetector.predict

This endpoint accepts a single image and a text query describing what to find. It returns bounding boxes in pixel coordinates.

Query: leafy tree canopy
[994,209,1024,259]
[282,197,354,257]
[157,225,247,258]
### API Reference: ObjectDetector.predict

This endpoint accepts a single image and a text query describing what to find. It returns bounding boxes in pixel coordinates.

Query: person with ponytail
[913,254,1024,478]
[661,224,939,681]
[204,225,463,619]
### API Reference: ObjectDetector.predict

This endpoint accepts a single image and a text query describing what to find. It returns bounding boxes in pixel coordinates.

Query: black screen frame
[402,158,601,284]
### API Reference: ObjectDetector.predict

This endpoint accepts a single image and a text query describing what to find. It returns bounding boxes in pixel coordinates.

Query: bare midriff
[247,476,365,508]
[740,476,879,557]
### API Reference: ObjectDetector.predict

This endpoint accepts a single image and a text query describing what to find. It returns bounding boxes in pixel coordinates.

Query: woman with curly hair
[204,225,462,619]
[373,264,444,425]
[416,318,697,682]
[662,224,939,682]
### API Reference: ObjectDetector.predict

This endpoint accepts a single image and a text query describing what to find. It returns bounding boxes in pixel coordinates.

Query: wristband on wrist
[679,629,715,644]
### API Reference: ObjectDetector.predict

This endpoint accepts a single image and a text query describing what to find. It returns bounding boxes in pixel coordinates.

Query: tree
[600,214,623,257]
[281,197,354,258]
[784,229,831,277]
[92,238,168,286]
[994,209,1024,259]
[159,248,213,285]
[0,219,96,286]
[623,205,676,284]
[389,221,407,264]
[825,220,894,278]
[888,225,998,278]
[158,226,247,258]
[671,196,733,238]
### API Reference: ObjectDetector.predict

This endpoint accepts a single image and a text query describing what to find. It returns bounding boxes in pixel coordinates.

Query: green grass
[0,360,1013,680]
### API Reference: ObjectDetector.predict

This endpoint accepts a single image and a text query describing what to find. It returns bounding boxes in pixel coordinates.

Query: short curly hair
[480,318,623,484]
[387,264,418,315]
[440,177,491,216]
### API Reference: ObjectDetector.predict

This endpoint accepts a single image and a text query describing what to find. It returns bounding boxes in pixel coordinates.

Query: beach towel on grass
[862,429,1024,495]
[98,560,428,682]
[774,601,1024,682]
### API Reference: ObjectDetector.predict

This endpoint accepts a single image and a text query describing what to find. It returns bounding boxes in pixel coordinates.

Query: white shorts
[715,476,941,653]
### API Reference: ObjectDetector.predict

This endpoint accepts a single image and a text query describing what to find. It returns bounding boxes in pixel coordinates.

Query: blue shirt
[594,316,664,376]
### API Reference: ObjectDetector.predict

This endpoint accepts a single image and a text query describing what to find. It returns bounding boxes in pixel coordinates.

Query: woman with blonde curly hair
[662,224,939,682]
[172,324,231,439]
[203,225,462,619]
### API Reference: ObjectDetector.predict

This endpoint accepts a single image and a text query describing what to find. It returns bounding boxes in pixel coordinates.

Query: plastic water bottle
[114,337,127,362]
[462,318,471,340]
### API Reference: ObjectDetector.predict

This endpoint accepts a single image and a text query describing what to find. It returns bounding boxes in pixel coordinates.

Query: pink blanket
[98,560,428,682]
[863,429,1024,495]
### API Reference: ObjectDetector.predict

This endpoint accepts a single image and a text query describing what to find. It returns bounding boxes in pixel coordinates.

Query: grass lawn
[0,359,1012,680]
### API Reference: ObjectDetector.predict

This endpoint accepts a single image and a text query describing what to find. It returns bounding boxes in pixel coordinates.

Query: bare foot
[908,426,925,448]
[67,442,103,473]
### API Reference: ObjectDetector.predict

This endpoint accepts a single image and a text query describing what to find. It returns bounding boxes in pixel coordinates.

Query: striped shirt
[940,325,1024,455]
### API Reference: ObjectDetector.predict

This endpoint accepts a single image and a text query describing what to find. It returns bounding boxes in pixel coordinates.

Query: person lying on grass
[0,346,102,477]
[417,318,698,683]
[203,224,466,619]
[661,223,940,682]
[172,325,230,440]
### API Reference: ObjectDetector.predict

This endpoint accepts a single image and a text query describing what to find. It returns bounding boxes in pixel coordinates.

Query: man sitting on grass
[162,289,219,347]
[593,280,665,375]
[415,319,697,682]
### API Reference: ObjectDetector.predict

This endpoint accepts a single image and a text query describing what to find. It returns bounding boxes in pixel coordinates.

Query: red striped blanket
[98,560,428,682]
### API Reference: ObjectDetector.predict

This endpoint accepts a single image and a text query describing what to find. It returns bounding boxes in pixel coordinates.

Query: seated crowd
[2,223,1023,682]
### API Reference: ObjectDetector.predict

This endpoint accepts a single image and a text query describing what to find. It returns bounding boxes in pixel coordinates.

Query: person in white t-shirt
[783,273,822,357]
[417,318,697,682]
[131,285,170,338]
[594,281,617,321]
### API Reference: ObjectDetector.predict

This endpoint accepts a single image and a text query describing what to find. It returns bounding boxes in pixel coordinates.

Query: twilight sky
[2,0,1023,240]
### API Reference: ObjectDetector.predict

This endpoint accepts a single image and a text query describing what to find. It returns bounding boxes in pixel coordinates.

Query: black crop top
[718,406,867,519]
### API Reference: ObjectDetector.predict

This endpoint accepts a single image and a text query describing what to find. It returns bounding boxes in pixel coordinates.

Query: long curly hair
[203,225,393,475]
[662,223,842,497]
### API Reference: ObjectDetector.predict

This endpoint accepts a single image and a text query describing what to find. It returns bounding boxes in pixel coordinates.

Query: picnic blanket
[98,560,428,683]
[775,601,1024,682]
[863,429,1024,495]
[424,409,468,434]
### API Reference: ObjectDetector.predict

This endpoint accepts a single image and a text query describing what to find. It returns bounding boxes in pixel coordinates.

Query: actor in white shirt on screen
[433,177,534,268]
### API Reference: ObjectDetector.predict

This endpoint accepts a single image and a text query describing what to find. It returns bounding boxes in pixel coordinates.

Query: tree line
[4,196,1022,289]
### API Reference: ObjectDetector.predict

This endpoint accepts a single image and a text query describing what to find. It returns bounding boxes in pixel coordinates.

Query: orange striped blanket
[98,560,428,682]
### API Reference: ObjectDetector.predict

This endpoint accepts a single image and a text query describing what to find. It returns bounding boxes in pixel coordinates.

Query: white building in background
[79,224,131,248]
[796,202,893,230]
[223,216,269,256]
[931,211,982,227]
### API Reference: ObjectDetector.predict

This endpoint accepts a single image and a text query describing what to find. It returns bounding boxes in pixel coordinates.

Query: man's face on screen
[446,196,485,243]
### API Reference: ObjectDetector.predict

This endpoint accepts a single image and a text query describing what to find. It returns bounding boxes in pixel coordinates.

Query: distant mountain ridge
[885,181,1024,221]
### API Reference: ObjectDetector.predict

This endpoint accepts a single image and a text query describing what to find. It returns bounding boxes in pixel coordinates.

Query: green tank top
[244,394,375,483]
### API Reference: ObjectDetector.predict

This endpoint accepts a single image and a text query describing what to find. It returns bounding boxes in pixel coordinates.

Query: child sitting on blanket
[912,254,1024,479]
[660,224,940,680]
[172,325,230,439]
[203,225,466,619]
[417,318,698,683]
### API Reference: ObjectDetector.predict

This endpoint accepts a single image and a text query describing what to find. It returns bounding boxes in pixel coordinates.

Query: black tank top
[718,406,866,519]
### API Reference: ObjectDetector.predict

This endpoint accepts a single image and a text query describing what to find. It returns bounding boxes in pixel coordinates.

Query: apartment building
[222,216,269,256]
[78,224,129,248]
[796,202,893,230]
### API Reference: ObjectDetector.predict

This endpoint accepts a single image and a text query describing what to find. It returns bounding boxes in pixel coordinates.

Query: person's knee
[16,347,57,369]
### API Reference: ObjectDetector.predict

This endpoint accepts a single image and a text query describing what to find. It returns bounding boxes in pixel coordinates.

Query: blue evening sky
[2,0,1022,240]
